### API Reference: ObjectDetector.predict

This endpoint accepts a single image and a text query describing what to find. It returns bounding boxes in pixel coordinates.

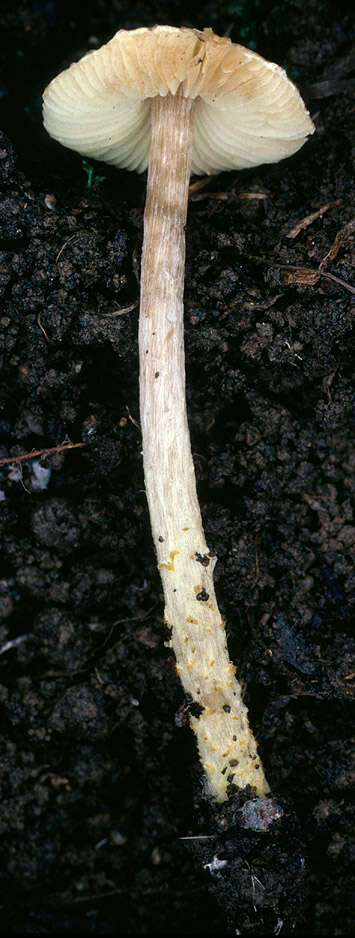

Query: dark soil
[0,1,354,935]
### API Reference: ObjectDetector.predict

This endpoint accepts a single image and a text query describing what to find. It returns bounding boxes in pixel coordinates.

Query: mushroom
[43,25,314,802]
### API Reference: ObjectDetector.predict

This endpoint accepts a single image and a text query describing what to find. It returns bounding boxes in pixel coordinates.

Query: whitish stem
[139,90,270,802]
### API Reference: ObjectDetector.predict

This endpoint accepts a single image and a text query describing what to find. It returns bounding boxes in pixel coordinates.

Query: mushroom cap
[43,25,314,175]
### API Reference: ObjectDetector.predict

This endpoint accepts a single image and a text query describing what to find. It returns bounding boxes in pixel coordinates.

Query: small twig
[239,190,268,200]
[318,218,355,272]
[191,191,229,201]
[286,200,342,239]
[0,441,86,467]
[180,834,214,841]
[244,293,283,311]
[55,234,77,263]
[190,188,267,203]
[125,406,140,431]
[0,635,29,656]
[277,267,354,293]
[189,175,218,193]
[320,271,355,294]
[105,302,138,316]
[253,218,354,293]
[37,311,51,343]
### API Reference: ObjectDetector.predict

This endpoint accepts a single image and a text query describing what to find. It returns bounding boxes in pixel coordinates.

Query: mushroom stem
[139,90,270,802]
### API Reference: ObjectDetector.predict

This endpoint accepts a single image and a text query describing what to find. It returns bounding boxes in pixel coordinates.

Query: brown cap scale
[43,26,314,802]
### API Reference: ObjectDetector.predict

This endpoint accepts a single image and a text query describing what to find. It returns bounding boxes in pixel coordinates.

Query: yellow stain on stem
[159,550,179,571]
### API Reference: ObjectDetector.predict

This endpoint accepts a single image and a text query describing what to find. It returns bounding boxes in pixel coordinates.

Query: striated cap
[43,25,314,176]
